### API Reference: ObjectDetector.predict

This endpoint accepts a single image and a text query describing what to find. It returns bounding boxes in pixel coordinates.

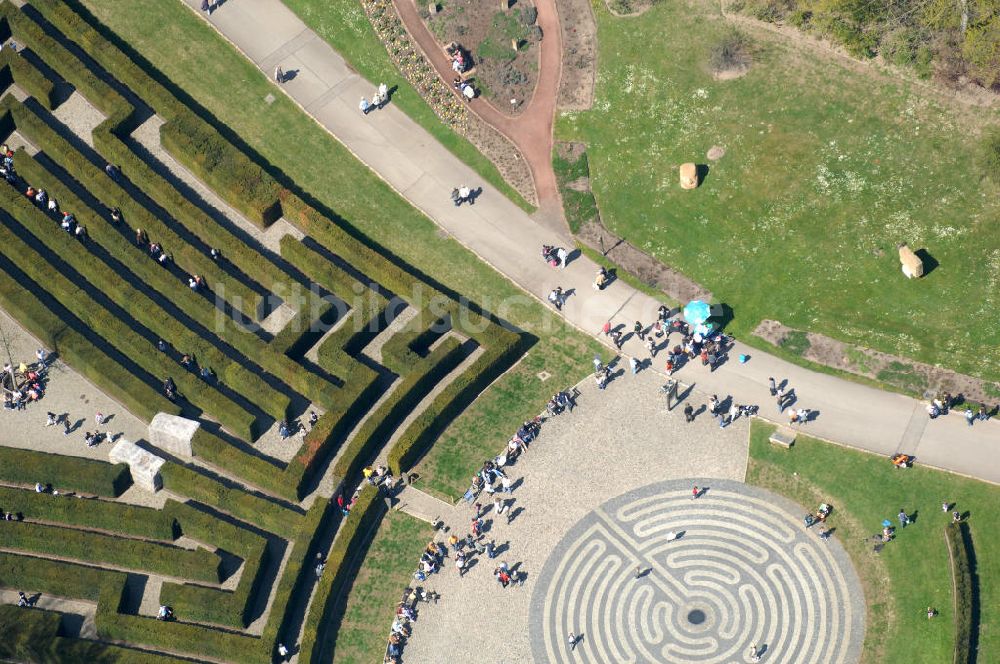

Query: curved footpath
[182,0,997,484]
[390,0,562,206]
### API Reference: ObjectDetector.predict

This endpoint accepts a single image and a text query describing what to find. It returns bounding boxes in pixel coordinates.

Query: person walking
[708,395,719,416]
[634,321,645,341]
[683,403,694,423]
[776,386,785,411]
[274,66,284,84]
[568,632,578,651]
[548,287,564,311]
[45,412,56,427]
[63,418,71,436]
[768,376,777,396]
[610,329,623,350]
[898,508,909,528]
[691,486,700,500]
[964,408,975,427]
[359,97,372,115]
[95,411,105,426]
[377,82,389,107]
[629,356,640,375]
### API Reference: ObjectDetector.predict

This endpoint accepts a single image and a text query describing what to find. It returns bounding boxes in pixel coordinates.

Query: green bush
[3,521,221,583]
[159,502,269,628]
[159,463,301,538]
[331,338,465,484]
[0,49,57,109]
[0,447,131,497]
[388,333,523,474]
[160,117,283,227]
[0,487,175,539]
[188,428,296,501]
[709,28,753,73]
[298,486,384,662]
[945,522,976,664]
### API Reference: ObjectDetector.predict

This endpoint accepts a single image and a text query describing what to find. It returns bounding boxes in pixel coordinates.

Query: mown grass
[557,0,1000,383]
[747,420,1000,663]
[282,0,533,212]
[79,0,601,501]
[331,511,430,664]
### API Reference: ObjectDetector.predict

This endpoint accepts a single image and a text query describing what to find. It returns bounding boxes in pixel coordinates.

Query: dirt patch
[712,65,750,80]
[555,0,597,110]
[577,219,712,304]
[602,0,659,17]
[706,145,726,160]
[464,113,537,203]
[422,0,542,114]
[754,319,1000,406]
[565,175,589,191]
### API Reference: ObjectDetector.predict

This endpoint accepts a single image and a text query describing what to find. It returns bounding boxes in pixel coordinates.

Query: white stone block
[109,440,165,493]
[149,413,200,459]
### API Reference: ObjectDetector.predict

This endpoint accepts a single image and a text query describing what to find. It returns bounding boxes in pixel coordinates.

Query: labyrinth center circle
[529,479,865,664]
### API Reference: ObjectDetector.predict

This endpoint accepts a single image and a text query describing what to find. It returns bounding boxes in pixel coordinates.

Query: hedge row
[0,244,177,423]
[160,116,282,227]
[34,0,286,230]
[388,334,523,475]
[96,581,260,664]
[0,177,259,439]
[160,501,269,628]
[0,446,131,497]
[0,604,188,664]
[945,522,976,664]
[261,497,335,658]
[188,428,296,501]
[159,462,301,538]
[0,486,175,540]
[3,521,222,583]
[331,338,466,485]
[298,486,385,663]
[0,48,56,109]
[0,550,116,601]
[8,107,290,427]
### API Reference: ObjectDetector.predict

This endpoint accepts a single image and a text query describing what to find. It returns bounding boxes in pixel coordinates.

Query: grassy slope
[78,0,600,500]
[557,0,1000,383]
[747,420,999,663]
[332,511,430,664]
[282,0,533,212]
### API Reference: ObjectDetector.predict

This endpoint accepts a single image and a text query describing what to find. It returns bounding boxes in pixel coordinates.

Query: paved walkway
[181,0,996,484]
[390,0,562,205]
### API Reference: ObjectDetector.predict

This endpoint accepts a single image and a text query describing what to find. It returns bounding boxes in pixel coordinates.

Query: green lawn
[281,0,532,212]
[331,511,430,664]
[79,0,601,498]
[557,0,1000,383]
[747,420,999,663]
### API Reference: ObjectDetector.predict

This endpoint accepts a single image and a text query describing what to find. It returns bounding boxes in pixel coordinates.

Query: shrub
[3,521,222,582]
[709,28,753,73]
[298,486,385,662]
[519,6,538,26]
[945,522,976,664]
[0,49,57,109]
[0,447,131,497]
[980,128,1000,186]
[0,487,175,539]
[159,463,302,538]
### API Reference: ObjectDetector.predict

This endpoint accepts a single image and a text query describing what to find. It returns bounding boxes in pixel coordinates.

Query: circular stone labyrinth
[530,479,865,664]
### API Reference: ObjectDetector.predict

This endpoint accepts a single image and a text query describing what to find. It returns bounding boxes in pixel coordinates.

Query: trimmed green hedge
[0,551,119,601]
[388,334,523,475]
[159,463,301,538]
[946,522,976,664]
[331,338,466,486]
[0,447,131,497]
[188,428,296,501]
[0,487,175,539]
[3,521,221,583]
[0,176,259,439]
[0,48,57,109]
[261,497,334,659]
[299,486,384,662]
[159,502,269,628]
[160,115,283,227]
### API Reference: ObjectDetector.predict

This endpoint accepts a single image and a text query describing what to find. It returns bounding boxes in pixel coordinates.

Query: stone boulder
[149,413,200,458]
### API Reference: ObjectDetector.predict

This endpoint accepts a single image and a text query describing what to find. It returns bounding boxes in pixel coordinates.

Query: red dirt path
[391,0,563,207]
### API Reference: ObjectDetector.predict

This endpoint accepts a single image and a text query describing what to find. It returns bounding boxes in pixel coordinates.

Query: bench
[769,428,796,449]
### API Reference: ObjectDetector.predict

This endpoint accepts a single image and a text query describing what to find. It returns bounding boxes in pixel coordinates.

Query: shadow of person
[282,69,300,82]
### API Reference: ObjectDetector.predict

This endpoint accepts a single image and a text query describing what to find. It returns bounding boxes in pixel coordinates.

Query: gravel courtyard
[402,364,750,662]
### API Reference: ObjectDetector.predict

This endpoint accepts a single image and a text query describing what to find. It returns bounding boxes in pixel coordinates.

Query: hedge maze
[0,0,524,660]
